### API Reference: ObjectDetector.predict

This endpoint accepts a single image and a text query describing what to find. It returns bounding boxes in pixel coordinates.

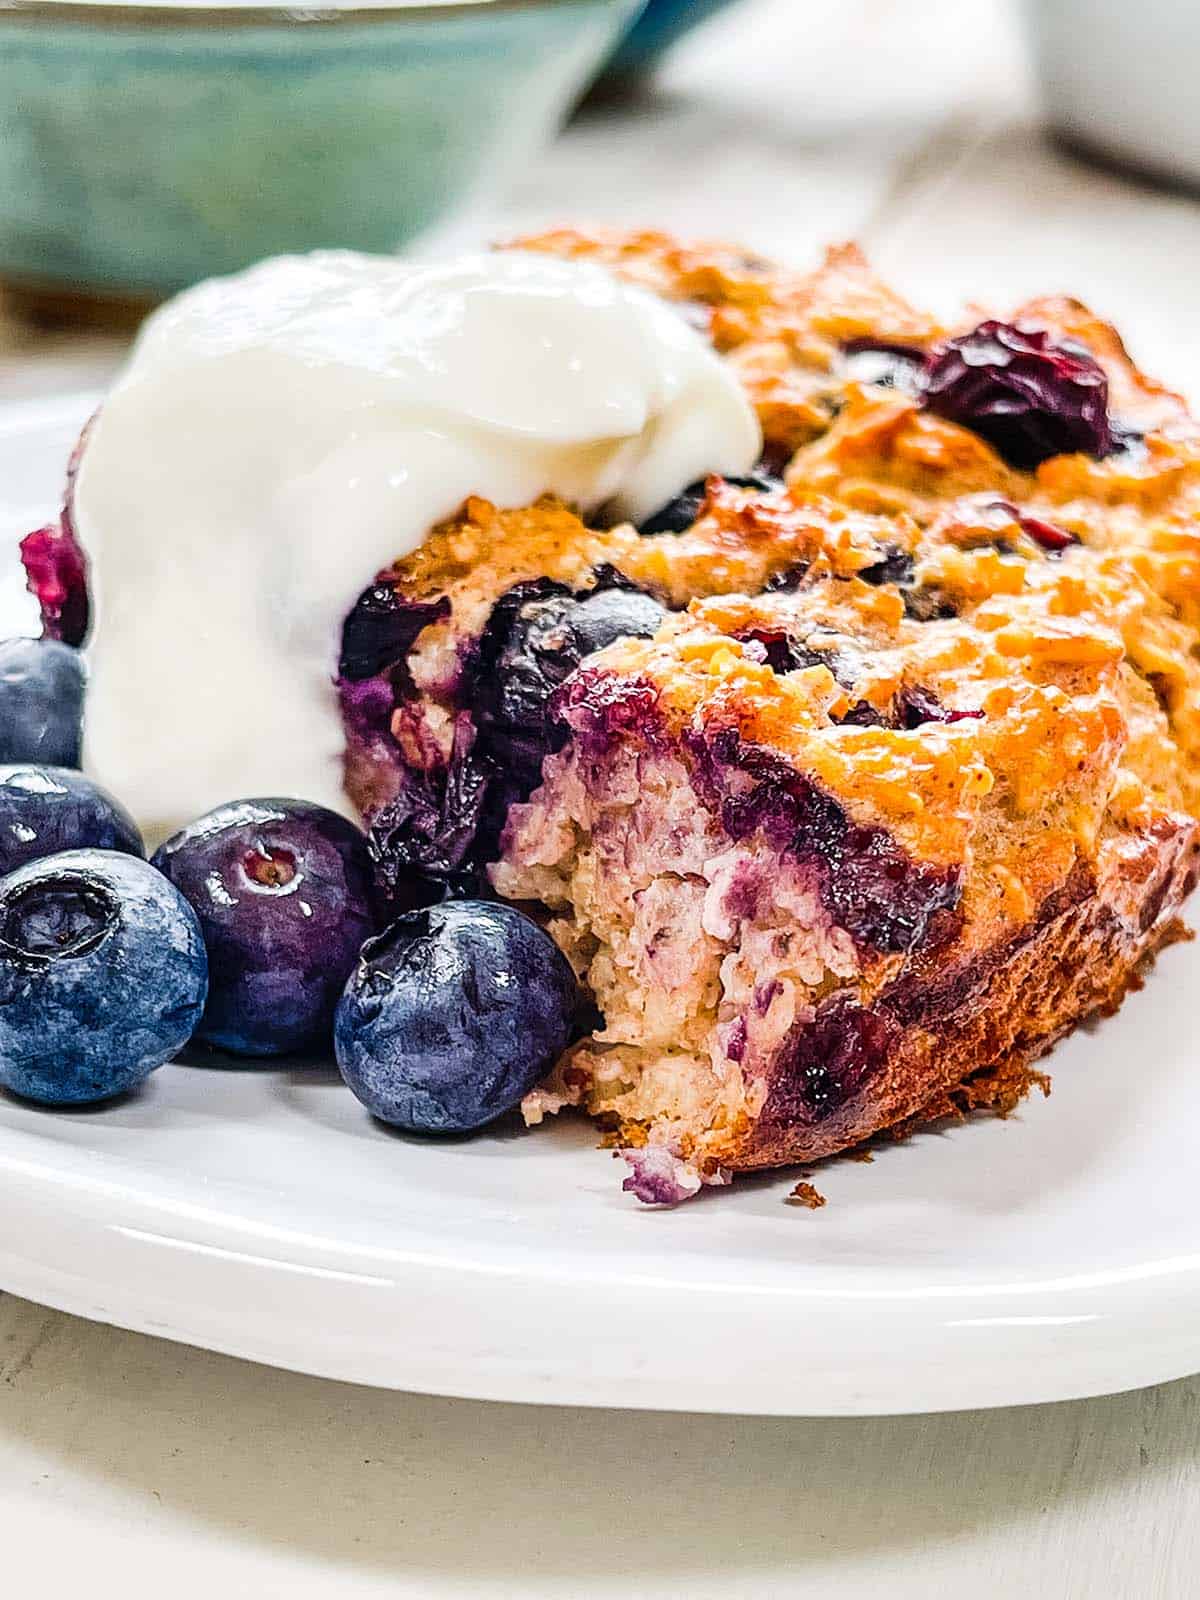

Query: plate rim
[4,1111,1200,1415]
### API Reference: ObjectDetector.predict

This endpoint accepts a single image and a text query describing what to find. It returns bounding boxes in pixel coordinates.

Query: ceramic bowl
[0,0,644,302]
[607,0,738,75]
[1023,0,1200,189]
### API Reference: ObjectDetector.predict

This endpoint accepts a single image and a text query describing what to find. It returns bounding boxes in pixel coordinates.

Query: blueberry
[567,587,667,655]
[688,725,961,955]
[334,900,578,1133]
[472,581,665,830]
[19,522,90,647]
[367,721,494,907]
[923,320,1113,470]
[894,686,985,728]
[0,849,207,1105]
[639,470,783,536]
[0,765,142,877]
[770,996,896,1124]
[734,627,858,684]
[152,798,376,1057]
[481,584,666,760]
[763,564,810,594]
[338,586,449,683]
[857,544,917,588]
[368,580,666,902]
[841,338,928,392]
[0,638,85,766]
[483,589,583,759]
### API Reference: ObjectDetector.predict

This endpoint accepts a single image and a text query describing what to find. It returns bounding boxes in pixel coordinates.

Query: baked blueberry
[152,798,376,1056]
[841,337,927,392]
[0,765,142,877]
[0,849,207,1105]
[923,320,1113,469]
[479,583,666,767]
[367,723,494,908]
[0,638,85,767]
[338,586,449,683]
[334,900,578,1133]
[857,544,917,588]
[475,581,665,833]
[639,470,783,536]
[568,586,666,655]
[19,522,89,647]
[368,581,667,903]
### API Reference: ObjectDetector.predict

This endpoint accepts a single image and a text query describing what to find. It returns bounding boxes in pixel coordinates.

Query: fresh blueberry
[639,470,783,536]
[0,638,85,767]
[334,900,578,1133]
[152,798,377,1057]
[0,849,207,1105]
[0,765,142,877]
[923,320,1113,470]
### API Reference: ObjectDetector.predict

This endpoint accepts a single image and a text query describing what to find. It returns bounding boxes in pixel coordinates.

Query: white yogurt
[74,249,761,841]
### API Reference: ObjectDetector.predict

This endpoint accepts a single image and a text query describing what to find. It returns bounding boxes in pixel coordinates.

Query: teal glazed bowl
[608,0,738,75]
[0,0,645,300]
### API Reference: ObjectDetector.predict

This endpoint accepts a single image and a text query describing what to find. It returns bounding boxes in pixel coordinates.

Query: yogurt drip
[73,249,761,840]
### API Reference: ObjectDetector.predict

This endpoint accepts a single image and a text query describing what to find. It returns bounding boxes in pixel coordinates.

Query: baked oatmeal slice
[325,233,1200,1195]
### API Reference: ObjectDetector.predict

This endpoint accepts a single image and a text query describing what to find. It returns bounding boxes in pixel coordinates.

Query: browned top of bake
[386,230,1200,987]
[507,229,943,459]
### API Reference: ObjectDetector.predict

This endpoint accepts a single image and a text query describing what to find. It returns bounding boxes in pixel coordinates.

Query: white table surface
[6,0,1200,1593]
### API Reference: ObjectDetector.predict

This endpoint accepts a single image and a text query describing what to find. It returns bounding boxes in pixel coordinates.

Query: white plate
[3,392,1200,1417]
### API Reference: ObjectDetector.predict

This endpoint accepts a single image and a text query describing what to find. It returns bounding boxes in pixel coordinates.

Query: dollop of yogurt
[74,249,761,841]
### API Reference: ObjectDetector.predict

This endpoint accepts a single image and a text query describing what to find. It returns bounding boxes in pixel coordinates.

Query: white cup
[1024,0,1200,187]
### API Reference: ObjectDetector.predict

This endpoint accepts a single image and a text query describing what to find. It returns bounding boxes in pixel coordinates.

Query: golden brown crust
[507,230,943,458]
[717,818,1199,1171]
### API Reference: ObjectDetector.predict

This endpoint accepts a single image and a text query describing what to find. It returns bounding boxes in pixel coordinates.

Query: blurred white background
[10,0,1200,399]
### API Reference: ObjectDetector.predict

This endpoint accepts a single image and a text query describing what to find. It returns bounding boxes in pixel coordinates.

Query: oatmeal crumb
[788,1180,826,1209]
